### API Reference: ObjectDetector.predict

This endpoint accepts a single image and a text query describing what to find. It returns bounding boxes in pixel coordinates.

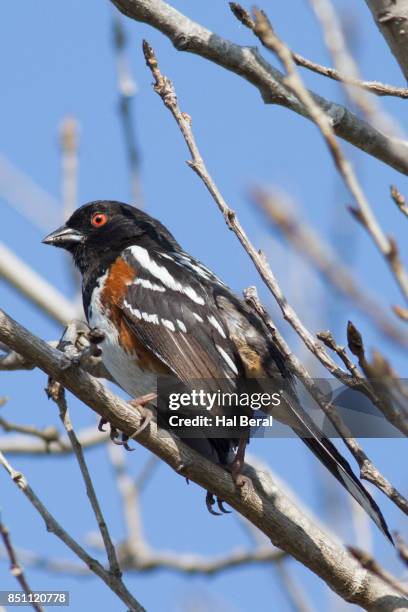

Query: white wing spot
[141,312,159,325]
[183,286,205,305]
[177,319,187,333]
[216,345,239,375]
[133,278,165,292]
[129,246,204,305]
[193,313,204,323]
[208,315,226,338]
[161,318,176,332]
[123,300,142,319]
[174,253,219,283]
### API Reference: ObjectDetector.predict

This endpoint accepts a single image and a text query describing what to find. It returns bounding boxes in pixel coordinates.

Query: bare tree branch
[59,116,79,221]
[112,13,143,204]
[349,546,408,597]
[47,382,121,578]
[317,330,360,377]
[0,311,406,609]
[275,559,315,612]
[395,533,408,568]
[0,450,145,612]
[0,520,44,612]
[253,190,408,349]
[346,321,408,438]
[12,543,286,577]
[291,51,408,99]
[391,185,408,219]
[248,8,408,304]
[0,416,60,447]
[107,443,148,560]
[109,0,408,176]
[0,427,107,455]
[231,1,407,136]
[364,0,408,82]
[307,0,401,137]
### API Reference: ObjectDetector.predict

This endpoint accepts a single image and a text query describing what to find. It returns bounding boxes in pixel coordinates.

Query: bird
[43,200,392,541]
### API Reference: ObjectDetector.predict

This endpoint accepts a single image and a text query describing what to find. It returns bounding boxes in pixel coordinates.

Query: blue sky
[1,1,407,610]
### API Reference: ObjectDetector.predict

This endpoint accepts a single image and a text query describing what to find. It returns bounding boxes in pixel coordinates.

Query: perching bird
[43,200,392,541]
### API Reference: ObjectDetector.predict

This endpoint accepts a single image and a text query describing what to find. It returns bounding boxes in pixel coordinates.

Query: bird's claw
[206,491,222,516]
[109,426,135,451]
[98,417,108,432]
[55,321,107,377]
[217,498,231,514]
[205,491,230,515]
[128,393,157,438]
[120,433,135,452]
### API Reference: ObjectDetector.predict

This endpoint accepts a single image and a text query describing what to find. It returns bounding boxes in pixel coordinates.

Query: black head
[42,201,180,273]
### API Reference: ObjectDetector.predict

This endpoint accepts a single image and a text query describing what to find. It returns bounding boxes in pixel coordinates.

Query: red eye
[91,212,108,228]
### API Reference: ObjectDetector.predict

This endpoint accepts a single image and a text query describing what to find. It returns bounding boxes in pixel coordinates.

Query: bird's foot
[205,491,231,516]
[128,393,157,438]
[227,455,253,501]
[98,417,135,451]
[56,320,110,379]
[105,424,134,451]
[99,393,156,451]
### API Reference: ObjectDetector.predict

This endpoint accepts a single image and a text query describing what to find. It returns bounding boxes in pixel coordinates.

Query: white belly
[88,283,157,399]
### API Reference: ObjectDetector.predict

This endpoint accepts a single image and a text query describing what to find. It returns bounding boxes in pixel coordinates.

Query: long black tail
[283,392,393,543]
[301,433,392,542]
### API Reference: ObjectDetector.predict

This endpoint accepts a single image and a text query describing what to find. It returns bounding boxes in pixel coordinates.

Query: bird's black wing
[120,246,242,388]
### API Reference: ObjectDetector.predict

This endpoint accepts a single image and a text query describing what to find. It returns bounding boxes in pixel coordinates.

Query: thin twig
[0,427,107,456]
[47,382,122,578]
[0,451,145,612]
[249,7,408,304]
[349,546,408,597]
[10,544,286,577]
[134,455,159,491]
[293,52,408,99]
[59,116,81,291]
[229,2,408,100]
[395,533,408,568]
[275,559,314,612]
[346,321,408,437]
[364,0,408,82]
[0,521,44,612]
[307,0,402,137]
[0,417,59,446]
[253,190,408,349]
[59,116,79,221]
[317,330,360,377]
[391,185,408,219]
[392,305,408,322]
[112,13,142,204]
[107,443,147,560]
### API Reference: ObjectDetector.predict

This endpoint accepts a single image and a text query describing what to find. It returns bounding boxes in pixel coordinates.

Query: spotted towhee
[43,201,392,540]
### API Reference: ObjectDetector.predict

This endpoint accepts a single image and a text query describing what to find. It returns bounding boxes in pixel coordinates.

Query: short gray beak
[42,225,83,247]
